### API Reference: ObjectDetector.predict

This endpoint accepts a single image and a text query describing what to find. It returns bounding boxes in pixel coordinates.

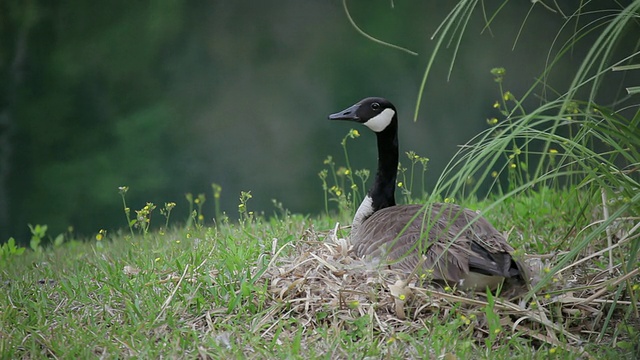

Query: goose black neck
[370,118,398,211]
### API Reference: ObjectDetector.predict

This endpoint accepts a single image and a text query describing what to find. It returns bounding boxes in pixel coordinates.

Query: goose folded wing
[467,241,515,277]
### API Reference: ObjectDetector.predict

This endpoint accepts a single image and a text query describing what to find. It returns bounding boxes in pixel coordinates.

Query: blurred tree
[0,1,40,241]
[3,1,186,242]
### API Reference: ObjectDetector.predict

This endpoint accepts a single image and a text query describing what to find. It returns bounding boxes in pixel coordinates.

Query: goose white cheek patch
[363,108,395,132]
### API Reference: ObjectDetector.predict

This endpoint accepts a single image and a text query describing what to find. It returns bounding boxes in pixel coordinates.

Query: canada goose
[328,97,524,291]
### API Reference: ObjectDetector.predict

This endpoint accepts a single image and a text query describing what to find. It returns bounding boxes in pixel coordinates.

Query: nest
[255,222,639,358]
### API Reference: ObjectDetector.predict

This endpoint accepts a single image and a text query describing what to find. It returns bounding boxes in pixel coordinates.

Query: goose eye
[371,102,380,111]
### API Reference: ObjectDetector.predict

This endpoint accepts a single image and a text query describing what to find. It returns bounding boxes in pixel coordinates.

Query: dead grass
[256,218,639,359]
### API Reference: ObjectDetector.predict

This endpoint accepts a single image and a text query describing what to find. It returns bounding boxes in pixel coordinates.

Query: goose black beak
[328,103,359,121]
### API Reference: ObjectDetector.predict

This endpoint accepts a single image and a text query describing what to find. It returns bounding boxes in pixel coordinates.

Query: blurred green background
[0,1,634,242]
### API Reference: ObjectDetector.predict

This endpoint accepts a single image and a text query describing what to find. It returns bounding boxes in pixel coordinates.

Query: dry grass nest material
[257,222,640,358]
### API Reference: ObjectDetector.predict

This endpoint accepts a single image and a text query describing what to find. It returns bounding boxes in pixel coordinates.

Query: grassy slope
[1,188,638,359]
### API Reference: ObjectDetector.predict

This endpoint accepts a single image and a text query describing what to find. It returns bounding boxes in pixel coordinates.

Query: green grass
[0,217,297,358]
[1,187,638,359]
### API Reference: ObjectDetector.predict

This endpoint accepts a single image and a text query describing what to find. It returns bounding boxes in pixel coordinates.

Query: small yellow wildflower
[491,67,506,77]
[212,184,222,198]
[399,294,406,301]
[397,182,403,187]
[509,163,517,169]
[198,214,204,221]
[503,91,512,101]
[155,257,161,262]
[493,101,500,109]
[549,348,557,354]
[491,171,498,178]
[176,240,181,244]
[486,117,499,126]
[549,149,558,154]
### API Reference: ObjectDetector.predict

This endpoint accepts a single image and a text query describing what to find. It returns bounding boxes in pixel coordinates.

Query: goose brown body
[354,203,520,289]
[329,97,524,290]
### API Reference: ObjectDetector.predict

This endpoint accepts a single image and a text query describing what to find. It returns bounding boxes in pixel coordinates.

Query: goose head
[328,97,397,133]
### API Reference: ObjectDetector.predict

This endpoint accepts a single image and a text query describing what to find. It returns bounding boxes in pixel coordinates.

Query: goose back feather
[354,203,518,288]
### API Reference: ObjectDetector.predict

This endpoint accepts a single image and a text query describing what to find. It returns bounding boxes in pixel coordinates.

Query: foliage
[27,223,47,251]
[408,0,640,345]
[0,237,25,263]
[1,1,185,241]
[118,186,135,237]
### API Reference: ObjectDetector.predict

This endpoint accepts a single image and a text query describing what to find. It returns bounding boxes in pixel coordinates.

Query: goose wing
[434,203,518,278]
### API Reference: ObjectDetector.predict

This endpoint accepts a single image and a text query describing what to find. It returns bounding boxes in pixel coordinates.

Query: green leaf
[30,237,41,251]
[625,86,640,95]
[1,237,25,261]
[54,234,65,247]
[615,341,632,349]
[611,64,640,71]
